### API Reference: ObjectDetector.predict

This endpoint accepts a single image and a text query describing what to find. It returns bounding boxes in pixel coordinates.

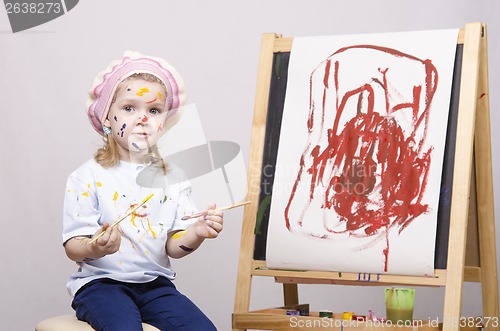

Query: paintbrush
[181,200,252,220]
[89,193,155,244]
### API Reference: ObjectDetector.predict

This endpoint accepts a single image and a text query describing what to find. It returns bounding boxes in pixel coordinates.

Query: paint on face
[141,115,148,123]
[107,80,167,160]
[157,92,163,99]
[118,123,126,137]
[157,123,164,133]
[145,98,157,104]
[136,87,149,96]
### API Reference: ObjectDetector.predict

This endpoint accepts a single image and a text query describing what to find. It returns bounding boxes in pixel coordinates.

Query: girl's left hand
[194,203,223,239]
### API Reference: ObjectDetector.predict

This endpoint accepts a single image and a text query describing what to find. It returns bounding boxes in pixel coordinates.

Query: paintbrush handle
[89,194,154,244]
[88,212,129,243]
[182,211,206,220]
[219,200,252,211]
[88,225,111,244]
[181,200,252,220]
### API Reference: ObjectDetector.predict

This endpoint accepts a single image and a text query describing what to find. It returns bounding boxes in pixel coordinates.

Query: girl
[62,51,221,331]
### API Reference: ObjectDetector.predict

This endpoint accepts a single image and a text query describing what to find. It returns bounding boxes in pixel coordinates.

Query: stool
[36,314,160,331]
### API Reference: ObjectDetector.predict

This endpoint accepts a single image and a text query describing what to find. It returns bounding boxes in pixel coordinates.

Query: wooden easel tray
[233,306,482,331]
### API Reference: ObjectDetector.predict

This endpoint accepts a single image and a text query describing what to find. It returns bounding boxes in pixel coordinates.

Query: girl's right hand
[91,223,121,256]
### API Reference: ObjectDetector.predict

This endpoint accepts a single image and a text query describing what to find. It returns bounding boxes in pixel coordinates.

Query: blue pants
[72,277,216,331]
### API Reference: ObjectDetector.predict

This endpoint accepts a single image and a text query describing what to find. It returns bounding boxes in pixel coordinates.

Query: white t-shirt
[62,159,198,297]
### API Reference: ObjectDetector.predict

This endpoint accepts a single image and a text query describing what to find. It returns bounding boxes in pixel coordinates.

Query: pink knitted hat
[87,51,186,135]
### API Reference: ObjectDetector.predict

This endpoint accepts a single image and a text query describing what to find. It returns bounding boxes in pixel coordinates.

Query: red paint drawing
[284,45,438,271]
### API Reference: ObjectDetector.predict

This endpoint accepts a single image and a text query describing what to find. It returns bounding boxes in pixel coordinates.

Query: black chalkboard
[253,45,463,271]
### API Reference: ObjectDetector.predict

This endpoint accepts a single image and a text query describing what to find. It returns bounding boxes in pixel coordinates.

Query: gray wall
[0,1,498,330]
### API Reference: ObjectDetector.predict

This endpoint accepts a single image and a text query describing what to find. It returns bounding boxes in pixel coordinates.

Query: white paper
[266,28,459,275]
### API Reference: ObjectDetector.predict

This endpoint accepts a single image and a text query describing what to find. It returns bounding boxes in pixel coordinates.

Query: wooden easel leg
[283,284,299,306]
[474,24,499,331]
[442,22,483,331]
[232,33,281,331]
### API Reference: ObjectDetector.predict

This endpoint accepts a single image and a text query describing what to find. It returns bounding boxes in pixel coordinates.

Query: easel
[232,23,498,331]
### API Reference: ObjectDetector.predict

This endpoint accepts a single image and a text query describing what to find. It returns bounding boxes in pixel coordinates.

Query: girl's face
[104,79,168,162]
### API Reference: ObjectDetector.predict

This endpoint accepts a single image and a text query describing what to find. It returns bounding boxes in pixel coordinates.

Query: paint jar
[319,310,333,318]
[352,315,366,321]
[298,307,309,316]
[342,311,354,320]
[384,288,415,323]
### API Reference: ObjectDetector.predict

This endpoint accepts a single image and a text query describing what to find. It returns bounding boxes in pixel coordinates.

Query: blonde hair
[94,73,167,173]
